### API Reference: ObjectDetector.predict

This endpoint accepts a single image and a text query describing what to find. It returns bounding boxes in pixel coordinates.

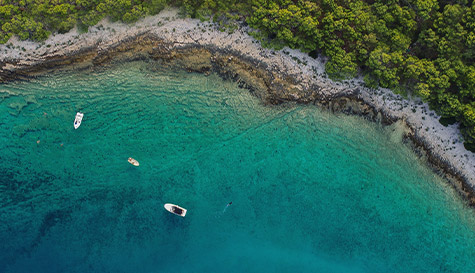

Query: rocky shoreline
[1,9,474,205]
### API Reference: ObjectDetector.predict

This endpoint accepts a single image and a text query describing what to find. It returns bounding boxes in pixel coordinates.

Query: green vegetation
[0,0,168,43]
[1,0,475,151]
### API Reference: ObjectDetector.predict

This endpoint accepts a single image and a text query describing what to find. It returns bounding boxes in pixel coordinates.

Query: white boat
[128,157,139,166]
[164,203,187,217]
[74,112,84,129]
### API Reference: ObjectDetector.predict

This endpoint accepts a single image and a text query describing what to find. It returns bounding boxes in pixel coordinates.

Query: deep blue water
[1,61,475,272]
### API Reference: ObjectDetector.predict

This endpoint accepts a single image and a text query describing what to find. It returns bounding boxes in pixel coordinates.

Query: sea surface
[1,61,475,273]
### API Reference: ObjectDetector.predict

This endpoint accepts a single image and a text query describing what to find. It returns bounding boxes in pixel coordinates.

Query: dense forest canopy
[1,0,474,151]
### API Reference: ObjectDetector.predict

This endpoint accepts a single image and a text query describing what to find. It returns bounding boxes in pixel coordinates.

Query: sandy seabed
[1,8,474,203]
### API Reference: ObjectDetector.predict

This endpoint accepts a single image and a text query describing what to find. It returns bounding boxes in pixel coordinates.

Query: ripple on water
[0,61,475,273]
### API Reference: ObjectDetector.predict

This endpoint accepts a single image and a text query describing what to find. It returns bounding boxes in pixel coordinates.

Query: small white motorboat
[164,203,187,217]
[128,157,139,166]
[74,112,84,129]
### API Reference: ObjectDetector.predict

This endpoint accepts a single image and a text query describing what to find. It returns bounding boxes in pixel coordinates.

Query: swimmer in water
[223,201,232,213]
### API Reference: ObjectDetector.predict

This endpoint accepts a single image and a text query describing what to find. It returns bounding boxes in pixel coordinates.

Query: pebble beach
[1,8,474,203]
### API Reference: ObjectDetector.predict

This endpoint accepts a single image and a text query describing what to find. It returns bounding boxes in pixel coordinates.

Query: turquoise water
[1,60,475,272]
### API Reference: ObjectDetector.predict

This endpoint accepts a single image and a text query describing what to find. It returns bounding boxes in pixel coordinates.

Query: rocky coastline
[1,9,474,205]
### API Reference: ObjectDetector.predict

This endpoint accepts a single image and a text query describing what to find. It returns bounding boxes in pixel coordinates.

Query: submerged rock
[0,9,474,206]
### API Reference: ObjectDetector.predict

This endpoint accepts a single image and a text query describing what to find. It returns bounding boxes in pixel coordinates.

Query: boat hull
[164,203,187,217]
[74,112,84,129]
[128,158,139,166]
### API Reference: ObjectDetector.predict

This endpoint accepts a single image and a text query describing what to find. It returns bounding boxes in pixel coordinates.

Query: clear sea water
[1,60,475,273]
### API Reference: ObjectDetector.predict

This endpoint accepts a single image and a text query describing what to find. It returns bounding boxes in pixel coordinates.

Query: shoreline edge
[1,9,474,206]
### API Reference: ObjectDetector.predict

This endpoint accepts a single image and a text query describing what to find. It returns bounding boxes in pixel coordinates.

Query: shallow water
[1,61,475,272]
